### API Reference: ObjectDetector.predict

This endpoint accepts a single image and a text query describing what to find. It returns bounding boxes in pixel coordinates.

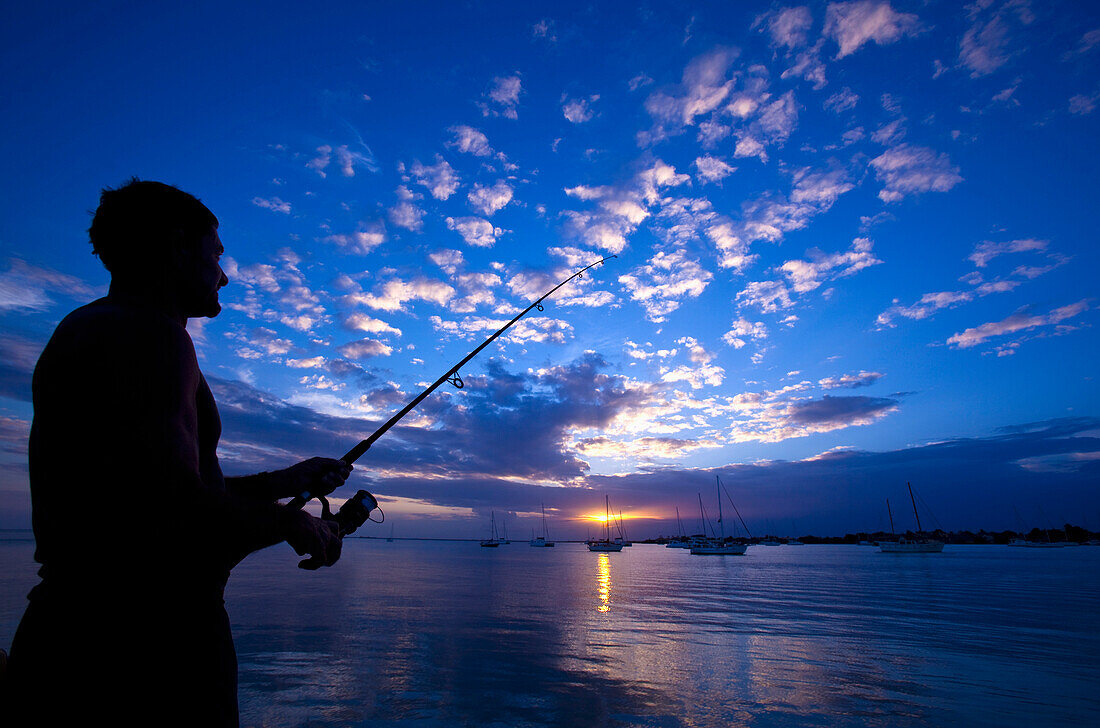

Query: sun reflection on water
[596,553,611,612]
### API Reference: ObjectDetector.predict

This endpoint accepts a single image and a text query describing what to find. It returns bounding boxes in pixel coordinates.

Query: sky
[1,0,1098,540]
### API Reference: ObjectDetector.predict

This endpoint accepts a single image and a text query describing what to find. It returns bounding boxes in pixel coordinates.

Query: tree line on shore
[642,524,1099,545]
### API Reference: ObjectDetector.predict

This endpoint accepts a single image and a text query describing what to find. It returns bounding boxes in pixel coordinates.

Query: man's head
[89,178,228,318]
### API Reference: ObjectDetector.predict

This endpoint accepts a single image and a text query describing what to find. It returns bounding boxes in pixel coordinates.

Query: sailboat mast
[907,482,923,532]
[605,495,611,541]
[887,498,896,535]
[716,476,724,540]
[698,492,706,536]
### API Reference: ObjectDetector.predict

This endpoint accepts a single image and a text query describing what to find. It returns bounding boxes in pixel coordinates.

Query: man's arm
[226,458,353,501]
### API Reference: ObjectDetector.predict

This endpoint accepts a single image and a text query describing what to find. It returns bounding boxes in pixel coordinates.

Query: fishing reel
[317,489,383,537]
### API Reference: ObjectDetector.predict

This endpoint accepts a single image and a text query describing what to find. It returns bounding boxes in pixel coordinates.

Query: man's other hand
[279,457,353,499]
[286,510,343,570]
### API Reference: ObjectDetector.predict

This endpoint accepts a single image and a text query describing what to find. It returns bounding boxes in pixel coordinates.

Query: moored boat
[588,495,624,552]
[879,484,944,554]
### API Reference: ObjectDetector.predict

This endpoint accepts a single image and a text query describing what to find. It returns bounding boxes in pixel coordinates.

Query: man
[3,179,352,726]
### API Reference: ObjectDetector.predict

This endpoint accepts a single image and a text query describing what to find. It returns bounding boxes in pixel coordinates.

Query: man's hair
[88,178,218,278]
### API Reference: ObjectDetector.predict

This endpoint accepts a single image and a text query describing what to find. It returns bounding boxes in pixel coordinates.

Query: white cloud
[343,313,402,337]
[467,181,514,217]
[482,75,522,119]
[737,279,795,313]
[869,144,962,202]
[947,299,1090,349]
[1069,92,1099,115]
[324,225,386,255]
[759,6,814,49]
[779,237,882,293]
[285,356,326,369]
[251,197,291,214]
[307,144,375,178]
[446,216,504,247]
[969,238,1047,267]
[409,155,460,200]
[825,87,859,113]
[337,338,394,359]
[618,249,712,322]
[959,0,1034,78]
[694,155,736,184]
[0,259,97,313]
[563,94,599,123]
[824,1,921,58]
[639,47,739,144]
[388,186,425,231]
[722,317,768,349]
[448,125,492,157]
[349,277,456,312]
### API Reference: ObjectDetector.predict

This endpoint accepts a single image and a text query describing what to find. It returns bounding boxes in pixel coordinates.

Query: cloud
[722,317,768,349]
[959,0,1034,78]
[389,186,426,231]
[824,1,921,58]
[969,238,1047,267]
[779,237,882,294]
[447,125,492,157]
[467,181,514,217]
[869,144,963,202]
[639,47,740,145]
[324,224,387,255]
[307,144,376,178]
[818,371,884,389]
[0,331,43,401]
[561,159,690,255]
[562,94,599,123]
[0,259,98,313]
[737,279,795,313]
[532,18,557,42]
[409,155,461,200]
[251,197,291,214]
[787,394,898,426]
[347,276,456,312]
[618,249,713,322]
[481,75,522,119]
[446,216,505,248]
[694,155,736,184]
[825,87,860,113]
[343,313,402,337]
[336,338,394,359]
[758,6,814,49]
[1069,91,1099,115]
[947,299,1091,350]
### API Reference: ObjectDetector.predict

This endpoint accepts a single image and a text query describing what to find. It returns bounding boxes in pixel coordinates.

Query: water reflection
[203,541,1100,727]
[596,553,611,613]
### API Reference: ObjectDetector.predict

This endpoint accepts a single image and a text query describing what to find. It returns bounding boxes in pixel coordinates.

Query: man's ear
[166,228,190,268]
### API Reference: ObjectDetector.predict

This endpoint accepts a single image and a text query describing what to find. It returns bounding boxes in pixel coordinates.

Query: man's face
[182,228,229,319]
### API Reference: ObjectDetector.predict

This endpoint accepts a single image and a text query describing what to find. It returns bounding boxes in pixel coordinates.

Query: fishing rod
[287,255,618,532]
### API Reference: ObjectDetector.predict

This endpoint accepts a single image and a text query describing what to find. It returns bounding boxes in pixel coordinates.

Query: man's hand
[286,509,342,570]
[277,457,353,500]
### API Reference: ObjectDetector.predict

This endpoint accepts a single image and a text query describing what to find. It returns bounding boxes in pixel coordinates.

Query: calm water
[3,537,1099,727]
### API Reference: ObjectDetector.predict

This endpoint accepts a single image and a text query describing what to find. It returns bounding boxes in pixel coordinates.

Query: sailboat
[480,511,501,547]
[666,506,691,547]
[879,483,944,553]
[614,509,633,547]
[386,523,394,543]
[588,496,624,552]
[691,476,747,555]
[530,503,555,547]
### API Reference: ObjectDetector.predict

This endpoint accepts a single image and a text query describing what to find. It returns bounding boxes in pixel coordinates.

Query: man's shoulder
[48,299,197,364]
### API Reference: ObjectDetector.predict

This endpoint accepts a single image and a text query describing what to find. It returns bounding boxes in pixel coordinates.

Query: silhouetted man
[3,179,352,727]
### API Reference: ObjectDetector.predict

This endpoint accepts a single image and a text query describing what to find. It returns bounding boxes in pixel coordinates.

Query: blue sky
[1,0,1097,539]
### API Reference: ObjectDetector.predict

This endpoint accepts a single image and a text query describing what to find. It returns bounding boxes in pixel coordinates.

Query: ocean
[2,536,1098,727]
